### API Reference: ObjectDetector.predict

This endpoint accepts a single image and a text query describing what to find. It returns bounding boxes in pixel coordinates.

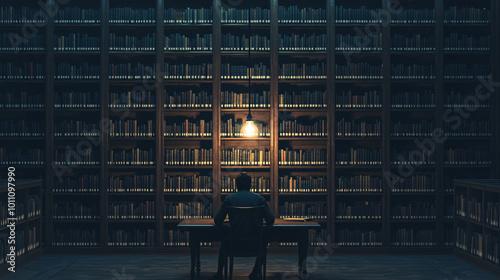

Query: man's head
[235,173,252,191]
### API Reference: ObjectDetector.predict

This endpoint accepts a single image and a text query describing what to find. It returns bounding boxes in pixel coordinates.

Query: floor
[2,254,498,280]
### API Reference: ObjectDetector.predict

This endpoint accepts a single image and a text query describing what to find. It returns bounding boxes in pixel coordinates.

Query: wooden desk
[178,218,321,277]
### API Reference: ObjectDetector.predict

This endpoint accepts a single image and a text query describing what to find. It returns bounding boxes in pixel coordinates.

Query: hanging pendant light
[241,0,259,137]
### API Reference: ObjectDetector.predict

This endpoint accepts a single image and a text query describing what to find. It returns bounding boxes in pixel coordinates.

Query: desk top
[178,218,321,228]
[454,179,500,191]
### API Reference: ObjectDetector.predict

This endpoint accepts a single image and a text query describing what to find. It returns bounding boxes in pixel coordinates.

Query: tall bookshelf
[0,0,498,254]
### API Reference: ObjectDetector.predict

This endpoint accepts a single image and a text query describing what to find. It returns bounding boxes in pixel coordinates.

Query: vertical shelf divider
[326,0,336,243]
[492,0,500,177]
[212,0,222,215]
[435,0,444,248]
[382,0,392,247]
[156,0,165,248]
[270,0,279,217]
[100,0,110,248]
[44,0,56,250]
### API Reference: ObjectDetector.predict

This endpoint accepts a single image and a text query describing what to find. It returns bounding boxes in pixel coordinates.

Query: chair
[223,206,267,280]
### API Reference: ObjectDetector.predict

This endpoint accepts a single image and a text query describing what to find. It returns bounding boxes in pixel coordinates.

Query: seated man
[209,173,275,280]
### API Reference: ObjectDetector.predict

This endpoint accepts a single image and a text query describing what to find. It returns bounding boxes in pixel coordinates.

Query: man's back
[214,190,275,231]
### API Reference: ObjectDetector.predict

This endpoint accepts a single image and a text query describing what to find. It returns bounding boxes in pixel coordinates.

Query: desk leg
[190,232,201,278]
[298,230,308,275]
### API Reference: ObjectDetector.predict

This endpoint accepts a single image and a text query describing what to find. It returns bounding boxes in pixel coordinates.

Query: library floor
[4,254,497,280]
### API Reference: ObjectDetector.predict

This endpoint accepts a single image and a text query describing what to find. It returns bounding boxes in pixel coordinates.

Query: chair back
[226,206,265,256]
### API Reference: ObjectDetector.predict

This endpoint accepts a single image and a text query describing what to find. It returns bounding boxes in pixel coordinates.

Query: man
[209,173,275,280]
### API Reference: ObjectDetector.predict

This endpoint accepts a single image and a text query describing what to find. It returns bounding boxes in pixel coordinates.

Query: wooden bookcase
[0,180,43,274]
[454,179,500,276]
[0,0,498,254]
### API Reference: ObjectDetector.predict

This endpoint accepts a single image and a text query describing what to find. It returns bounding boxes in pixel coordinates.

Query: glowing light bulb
[241,114,258,137]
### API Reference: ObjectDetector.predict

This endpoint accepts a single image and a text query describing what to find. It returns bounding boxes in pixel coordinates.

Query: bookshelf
[0,180,42,272]
[454,180,500,276]
[0,0,498,255]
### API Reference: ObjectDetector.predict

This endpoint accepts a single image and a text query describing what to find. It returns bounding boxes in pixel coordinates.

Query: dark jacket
[214,190,275,233]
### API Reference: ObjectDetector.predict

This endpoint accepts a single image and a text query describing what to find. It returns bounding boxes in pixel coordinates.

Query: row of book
[221,176,270,193]
[165,149,213,166]
[0,92,44,108]
[221,119,270,137]
[390,175,435,193]
[222,63,269,80]
[56,92,99,108]
[0,120,44,137]
[222,91,270,108]
[53,229,99,247]
[10,89,487,110]
[108,229,155,247]
[485,202,499,227]
[6,33,489,53]
[336,202,382,219]
[109,148,155,166]
[336,148,382,166]
[110,8,155,24]
[444,120,491,137]
[279,119,326,137]
[278,6,325,23]
[444,149,491,165]
[279,63,327,79]
[53,202,99,220]
[0,63,45,79]
[278,202,327,220]
[164,202,212,219]
[109,175,156,193]
[165,175,211,193]
[1,62,490,80]
[278,176,327,193]
[337,229,381,246]
[391,150,435,165]
[164,119,212,137]
[110,91,155,108]
[166,33,212,51]
[110,33,155,51]
[166,90,212,108]
[54,120,100,137]
[108,202,155,219]
[391,34,435,51]
[336,119,381,137]
[55,148,97,165]
[56,63,99,80]
[0,6,491,25]
[391,229,435,247]
[280,33,326,51]
[456,227,467,251]
[444,64,490,79]
[221,149,270,166]
[0,199,39,227]
[390,120,435,137]
[0,34,44,51]
[0,226,39,264]
[222,34,269,51]
[55,34,100,51]
[110,120,155,138]
[336,91,381,108]
[221,7,269,24]
[336,175,382,193]
[444,34,490,51]
[392,203,436,219]
[0,148,44,165]
[279,149,327,166]
[54,175,100,193]
[337,34,381,51]
[279,91,327,108]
